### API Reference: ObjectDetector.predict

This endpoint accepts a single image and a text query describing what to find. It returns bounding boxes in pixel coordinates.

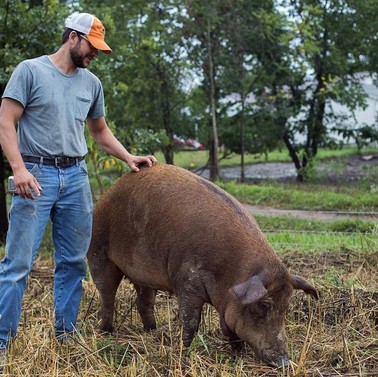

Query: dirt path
[243,204,378,221]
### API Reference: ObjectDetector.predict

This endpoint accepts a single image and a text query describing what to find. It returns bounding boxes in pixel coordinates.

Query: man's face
[70,34,99,68]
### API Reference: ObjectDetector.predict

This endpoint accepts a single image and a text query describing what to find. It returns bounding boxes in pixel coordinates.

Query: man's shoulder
[81,68,100,80]
[80,68,102,86]
[17,55,49,72]
[20,55,47,66]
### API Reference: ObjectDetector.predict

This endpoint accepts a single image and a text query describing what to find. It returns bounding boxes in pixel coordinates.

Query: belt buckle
[54,157,69,168]
[54,157,60,168]
[54,157,80,168]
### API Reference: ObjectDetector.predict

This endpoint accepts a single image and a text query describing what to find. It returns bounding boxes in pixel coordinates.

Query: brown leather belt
[22,155,84,168]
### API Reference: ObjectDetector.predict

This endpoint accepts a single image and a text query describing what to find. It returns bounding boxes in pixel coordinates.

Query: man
[0,12,157,370]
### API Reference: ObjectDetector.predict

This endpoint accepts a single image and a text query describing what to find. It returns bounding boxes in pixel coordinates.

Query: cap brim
[87,35,112,54]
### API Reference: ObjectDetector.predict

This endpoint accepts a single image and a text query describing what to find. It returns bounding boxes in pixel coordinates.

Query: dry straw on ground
[1,249,378,376]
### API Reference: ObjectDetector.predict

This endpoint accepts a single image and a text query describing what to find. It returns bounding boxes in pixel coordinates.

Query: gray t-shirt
[2,55,105,157]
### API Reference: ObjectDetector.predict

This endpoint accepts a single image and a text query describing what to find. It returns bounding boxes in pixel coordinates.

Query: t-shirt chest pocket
[75,96,92,122]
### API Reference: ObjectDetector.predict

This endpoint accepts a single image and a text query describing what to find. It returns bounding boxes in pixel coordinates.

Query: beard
[69,44,92,68]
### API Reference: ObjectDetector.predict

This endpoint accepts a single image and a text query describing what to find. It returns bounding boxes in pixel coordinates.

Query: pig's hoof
[143,324,157,331]
[230,339,245,353]
[99,325,114,334]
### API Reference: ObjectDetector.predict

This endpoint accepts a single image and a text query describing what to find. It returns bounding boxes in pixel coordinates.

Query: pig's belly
[118,258,174,292]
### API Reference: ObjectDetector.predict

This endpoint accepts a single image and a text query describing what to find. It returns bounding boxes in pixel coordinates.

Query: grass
[96,146,378,214]
[255,215,375,233]
[1,247,377,376]
[255,215,377,253]
[154,146,377,170]
[267,229,376,253]
[153,146,378,214]
[218,181,378,211]
[0,146,377,375]
[1,216,376,375]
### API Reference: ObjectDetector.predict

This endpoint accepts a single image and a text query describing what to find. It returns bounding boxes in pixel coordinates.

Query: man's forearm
[0,125,25,174]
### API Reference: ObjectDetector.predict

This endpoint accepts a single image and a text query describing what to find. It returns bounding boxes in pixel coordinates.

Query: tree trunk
[155,63,174,165]
[275,81,305,182]
[240,97,245,182]
[207,21,219,181]
[302,60,326,180]
[282,132,304,182]
[162,145,174,165]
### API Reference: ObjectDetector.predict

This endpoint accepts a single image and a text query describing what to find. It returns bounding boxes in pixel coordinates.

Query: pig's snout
[253,332,290,368]
[266,354,290,368]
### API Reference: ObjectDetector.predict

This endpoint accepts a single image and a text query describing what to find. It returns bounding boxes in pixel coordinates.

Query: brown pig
[87,163,318,367]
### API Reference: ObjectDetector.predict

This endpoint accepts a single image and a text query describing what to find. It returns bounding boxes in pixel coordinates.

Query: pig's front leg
[177,294,204,347]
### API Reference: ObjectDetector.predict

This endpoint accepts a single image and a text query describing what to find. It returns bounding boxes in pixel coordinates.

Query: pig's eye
[257,301,271,315]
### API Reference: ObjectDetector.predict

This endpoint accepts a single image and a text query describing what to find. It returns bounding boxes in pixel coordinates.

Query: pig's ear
[291,275,319,299]
[232,275,267,305]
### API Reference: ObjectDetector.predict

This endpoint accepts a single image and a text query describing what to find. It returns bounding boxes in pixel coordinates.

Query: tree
[179,0,229,180]
[275,0,378,181]
[220,1,286,181]
[80,0,188,165]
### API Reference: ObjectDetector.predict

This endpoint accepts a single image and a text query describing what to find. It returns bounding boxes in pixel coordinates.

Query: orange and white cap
[65,13,112,54]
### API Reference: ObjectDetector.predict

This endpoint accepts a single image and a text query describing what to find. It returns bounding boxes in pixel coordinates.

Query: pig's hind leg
[93,261,124,333]
[134,284,157,331]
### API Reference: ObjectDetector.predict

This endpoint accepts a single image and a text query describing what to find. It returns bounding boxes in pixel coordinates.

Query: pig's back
[92,163,273,289]
[98,163,256,228]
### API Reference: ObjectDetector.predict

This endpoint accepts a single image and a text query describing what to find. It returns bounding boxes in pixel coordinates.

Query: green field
[155,146,377,169]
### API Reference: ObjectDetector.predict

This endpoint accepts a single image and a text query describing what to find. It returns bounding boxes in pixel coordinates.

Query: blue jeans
[0,160,93,348]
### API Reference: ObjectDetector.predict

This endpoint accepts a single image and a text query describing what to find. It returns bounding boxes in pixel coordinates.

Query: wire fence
[263,229,375,235]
